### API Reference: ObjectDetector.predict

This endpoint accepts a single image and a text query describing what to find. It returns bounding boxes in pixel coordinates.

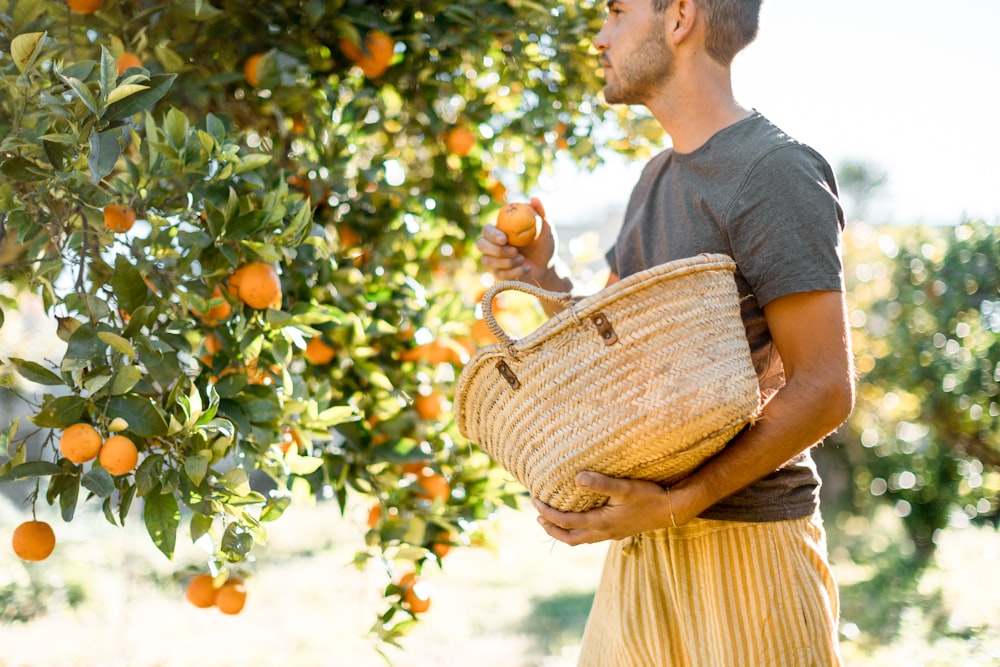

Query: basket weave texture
[454,253,761,512]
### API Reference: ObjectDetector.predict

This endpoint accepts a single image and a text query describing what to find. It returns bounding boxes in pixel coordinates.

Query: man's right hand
[476,197,560,289]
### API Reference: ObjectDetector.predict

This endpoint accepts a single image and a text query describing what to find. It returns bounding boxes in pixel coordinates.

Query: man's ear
[666,0,698,45]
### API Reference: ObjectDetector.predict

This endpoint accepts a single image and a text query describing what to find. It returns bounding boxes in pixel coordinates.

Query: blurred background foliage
[0,0,997,656]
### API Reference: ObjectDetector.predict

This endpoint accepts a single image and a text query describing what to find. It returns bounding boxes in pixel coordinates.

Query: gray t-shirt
[606,111,845,522]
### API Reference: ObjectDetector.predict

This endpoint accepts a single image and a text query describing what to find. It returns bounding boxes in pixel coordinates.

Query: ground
[1,493,999,666]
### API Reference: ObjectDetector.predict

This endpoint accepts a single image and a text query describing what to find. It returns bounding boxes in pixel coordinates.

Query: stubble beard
[602,28,674,106]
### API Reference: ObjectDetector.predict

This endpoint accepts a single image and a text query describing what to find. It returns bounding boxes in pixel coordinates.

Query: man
[476,1,855,665]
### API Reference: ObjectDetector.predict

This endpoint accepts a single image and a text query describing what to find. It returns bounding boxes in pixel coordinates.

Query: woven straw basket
[454,253,761,512]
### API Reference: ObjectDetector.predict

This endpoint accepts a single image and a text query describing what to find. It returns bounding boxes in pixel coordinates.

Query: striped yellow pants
[578,513,842,666]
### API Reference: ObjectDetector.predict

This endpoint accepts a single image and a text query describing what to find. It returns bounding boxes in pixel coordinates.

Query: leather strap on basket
[481,281,576,354]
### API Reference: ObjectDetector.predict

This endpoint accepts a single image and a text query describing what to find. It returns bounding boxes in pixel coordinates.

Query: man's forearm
[672,370,854,521]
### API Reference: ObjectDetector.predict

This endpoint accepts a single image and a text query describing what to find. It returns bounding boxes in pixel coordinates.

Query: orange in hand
[495,202,539,247]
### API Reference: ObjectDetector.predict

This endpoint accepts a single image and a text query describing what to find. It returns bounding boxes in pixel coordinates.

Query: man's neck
[646,63,751,154]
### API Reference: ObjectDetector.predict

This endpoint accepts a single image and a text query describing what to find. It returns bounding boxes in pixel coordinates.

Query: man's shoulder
[735,113,832,174]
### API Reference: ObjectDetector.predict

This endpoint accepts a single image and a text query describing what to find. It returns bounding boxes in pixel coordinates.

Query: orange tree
[0,0,658,642]
[836,220,1000,566]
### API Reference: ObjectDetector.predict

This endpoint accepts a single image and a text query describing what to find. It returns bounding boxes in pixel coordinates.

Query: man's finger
[481,223,512,247]
[529,196,547,220]
[532,498,586,529]
[576,471,629,497]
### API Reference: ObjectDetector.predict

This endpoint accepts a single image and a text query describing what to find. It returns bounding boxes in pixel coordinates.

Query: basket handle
[480,281,576,350]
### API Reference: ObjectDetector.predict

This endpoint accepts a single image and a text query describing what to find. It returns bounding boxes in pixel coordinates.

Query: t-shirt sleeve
[724,145,846,307]
[605,244,619,276]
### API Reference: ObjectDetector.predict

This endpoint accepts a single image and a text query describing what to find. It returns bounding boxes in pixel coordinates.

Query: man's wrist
[532,263,573,294]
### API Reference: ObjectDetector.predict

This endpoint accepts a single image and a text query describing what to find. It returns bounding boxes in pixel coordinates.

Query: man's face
[595,0,674,106]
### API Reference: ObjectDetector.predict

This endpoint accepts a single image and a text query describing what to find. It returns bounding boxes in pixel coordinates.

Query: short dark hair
[652,0,762,65]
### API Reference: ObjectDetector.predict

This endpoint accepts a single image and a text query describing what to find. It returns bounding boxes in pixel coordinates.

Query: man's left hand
[532,471,674,545]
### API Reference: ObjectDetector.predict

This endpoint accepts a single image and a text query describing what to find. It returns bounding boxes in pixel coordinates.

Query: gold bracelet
[666,486,677,528]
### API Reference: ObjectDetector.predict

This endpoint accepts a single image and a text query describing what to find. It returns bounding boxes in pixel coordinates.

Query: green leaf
[43,138,72,171]
[315,405,359,426]
[82,466,115,497]
[99,45,117,102]
[112,255,151,313]
[286,453,324,476]
[0,460,63,481]
[106,83,150,107]
[48,474,80,522]
[109,365,142,395]
[190,512,213,543]
[0,419,18,457]
[220,522,253,561]
[88,130,121,184]
[62,323,107,373]
[107,395,168,437]
[144,484,180,560]
[11,32,46,72]
[233,153,272,175]
[8,358,63,385]
[59,72,99,115]
[98,331,136,359]
[119,483,137,524]
[0,157,47,182]
[260,492,292,522]
[135,453,163,496]
[163,107,190,149]
[219,468,251,496]
[185,454,209,486]
[103,73,177,122]
[31,395,87,428]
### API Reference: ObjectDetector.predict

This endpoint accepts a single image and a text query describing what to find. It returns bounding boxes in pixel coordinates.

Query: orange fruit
[338,225,361,249]
[486,179,507,203]
[339,30,395,78]
[244,53,265,87]
[99,434,139,475]
[11,520,56,562]
[471,318,498,345]
[414,392,444,420]
[59,423,103,464]
[303,337,336,365]
[230,263,282,310]
[185,573,217,609]
[115,52,142,75]
[445,126,476,157]
[366,504,382,530]
[399,338,467,366]
[103,204,137,233]
[413,471,450,502]
[215,578,247,615]
[194,285,232,324]
[204,332,223,355]
[401,460,429,475]
[397,572,431,614]
[432,533,454,559]
[495,202,539,247]
[67,0,102,13]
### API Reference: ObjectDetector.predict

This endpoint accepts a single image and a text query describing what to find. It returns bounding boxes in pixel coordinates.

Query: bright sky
[539,0,1000,228]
